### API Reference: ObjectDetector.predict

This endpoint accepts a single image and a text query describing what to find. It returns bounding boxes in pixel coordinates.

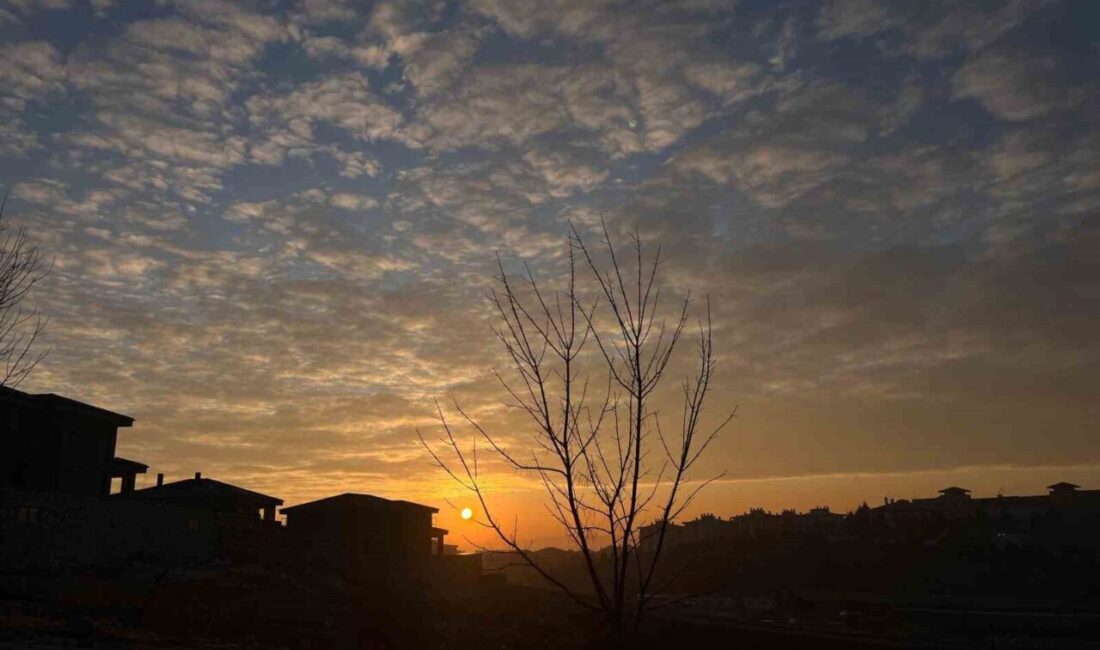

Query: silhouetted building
[0,386,146,497]
[124,472,283,522]
[2,386,479,590]
[644,482,1100,551]
[642,505,848,553]
[281,493,447,581]
[911,486,976,520]
[638,520,685,554]
[863,483,1100,542]
[682,513,733,543]
[1047,482,1084,505]
[803,505,846,533]
[863,498,947,540]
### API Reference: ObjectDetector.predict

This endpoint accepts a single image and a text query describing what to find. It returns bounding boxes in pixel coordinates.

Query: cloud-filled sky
[2,0,1098,546]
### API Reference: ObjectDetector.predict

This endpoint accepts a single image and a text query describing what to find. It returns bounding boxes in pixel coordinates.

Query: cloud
[301,36,390,68]
[952,46,1074,121]
[80,113,247,167]
[668,79,924,208]
[676,142,848,208]
[247,72,406,162]
[328,192,379,211]
[523,145,609,197]
[470,0,768,154]
[817,0,902,41]
[0,41,67,105]
[45,1,288,211]
[296,0,361,25]
[905,0,1055,60]
[12,178,69,205]
[2,0,72,19]
[411,64,571,150]
[2,0,1097,537]
[392,30,481,97]
[329,149,381,178]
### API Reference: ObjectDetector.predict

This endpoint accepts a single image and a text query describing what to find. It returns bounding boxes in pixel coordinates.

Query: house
[0,386,146,497]
[1047,482,1084,506]
[281,493,446,578]
[125,472,283,523]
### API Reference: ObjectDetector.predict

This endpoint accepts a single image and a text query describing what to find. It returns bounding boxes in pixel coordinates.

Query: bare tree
[0,196,50,388]
[420,222,734,632]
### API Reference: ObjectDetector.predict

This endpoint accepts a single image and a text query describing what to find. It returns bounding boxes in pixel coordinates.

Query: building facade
[1,386,146,497]
[282,493,447,581]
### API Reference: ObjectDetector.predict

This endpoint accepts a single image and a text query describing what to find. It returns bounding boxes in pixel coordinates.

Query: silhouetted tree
[0,197,49,387]
[421,222,733,633]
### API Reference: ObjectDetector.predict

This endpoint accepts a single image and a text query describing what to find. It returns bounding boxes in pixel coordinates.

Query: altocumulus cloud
[1,0,1098,532]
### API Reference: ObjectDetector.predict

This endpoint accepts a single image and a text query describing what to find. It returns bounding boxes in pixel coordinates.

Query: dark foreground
[3,568,1100,650]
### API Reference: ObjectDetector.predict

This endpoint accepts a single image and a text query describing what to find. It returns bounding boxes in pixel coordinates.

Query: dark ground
[4,578,1100,650]
[4,536,1100,650]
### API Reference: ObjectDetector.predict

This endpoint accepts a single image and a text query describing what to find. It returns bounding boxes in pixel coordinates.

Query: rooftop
[281,492,438,516]
[0,385,134,427]
[128,475,282,506]
[106,457,149,475]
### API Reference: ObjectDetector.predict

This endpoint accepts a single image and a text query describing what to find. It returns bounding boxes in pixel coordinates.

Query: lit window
[17,506,40,524]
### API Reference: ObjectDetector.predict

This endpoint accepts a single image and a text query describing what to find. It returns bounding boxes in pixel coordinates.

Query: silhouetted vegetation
[0,198,49,388]
[421,222,733,633]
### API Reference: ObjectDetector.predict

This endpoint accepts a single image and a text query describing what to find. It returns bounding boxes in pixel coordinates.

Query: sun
[460,507,473,521]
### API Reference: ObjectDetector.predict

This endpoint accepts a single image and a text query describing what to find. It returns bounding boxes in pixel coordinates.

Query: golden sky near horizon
[2,0,1098,548]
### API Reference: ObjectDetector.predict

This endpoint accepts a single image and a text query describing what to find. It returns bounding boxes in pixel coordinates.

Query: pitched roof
[129,477,282,505]
[0,385,133,427]
[938,486,971,495]
[106,457,149,475]
[281,492,438,515]
[1048,482,1080,491]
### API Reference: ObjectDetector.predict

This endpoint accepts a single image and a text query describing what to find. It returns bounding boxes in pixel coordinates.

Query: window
[187,518,200,530]
[16,506,40,524]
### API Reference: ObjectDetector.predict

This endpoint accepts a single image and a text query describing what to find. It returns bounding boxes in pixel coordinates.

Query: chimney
[156,473,164,487]
[195,471,202,480]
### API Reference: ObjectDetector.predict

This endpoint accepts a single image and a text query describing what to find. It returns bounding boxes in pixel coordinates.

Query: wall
[1,400,120,498]
[0,488,281,572]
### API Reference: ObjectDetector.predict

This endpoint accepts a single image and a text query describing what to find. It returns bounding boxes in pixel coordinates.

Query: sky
[1,0,1098,548]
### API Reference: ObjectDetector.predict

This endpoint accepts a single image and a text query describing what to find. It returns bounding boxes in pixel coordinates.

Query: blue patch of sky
[256,40,336,85]
[20,91,95,137]
[22,1,177,52]
[605,149,668,186]
[353,138,426,176]
[433,0,466,32]
[216,154,343,204]
[707,190,759,243]
[895,99,1004,150]
[0,156,58,201]
[802,40,913,93]
[1015,1,1100,84]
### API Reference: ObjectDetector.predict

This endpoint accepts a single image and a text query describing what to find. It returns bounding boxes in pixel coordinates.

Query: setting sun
[460,507,473,521]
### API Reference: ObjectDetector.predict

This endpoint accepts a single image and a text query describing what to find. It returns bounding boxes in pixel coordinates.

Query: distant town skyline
[2,0,1098,547]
